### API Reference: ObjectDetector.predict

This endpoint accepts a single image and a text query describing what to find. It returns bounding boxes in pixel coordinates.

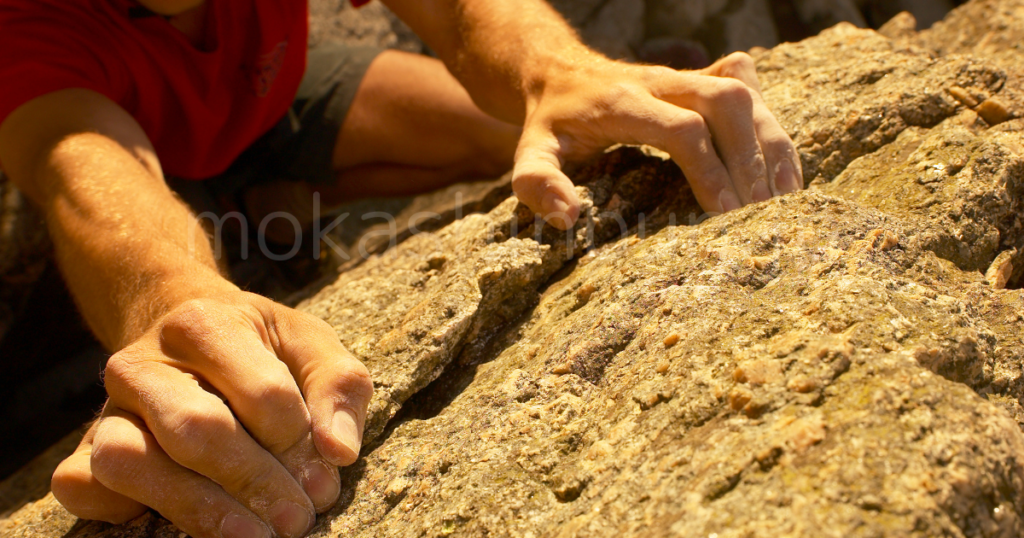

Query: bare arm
[384,0,803,228]
[0,89,372,538]
[0,89,232,348]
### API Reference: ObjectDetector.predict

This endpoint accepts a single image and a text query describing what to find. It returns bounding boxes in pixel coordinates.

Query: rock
[297,148,688,443]
[755,22,1007,188]
[307,0,424,53]
[876,10,918,40]
[8,1,1024,537]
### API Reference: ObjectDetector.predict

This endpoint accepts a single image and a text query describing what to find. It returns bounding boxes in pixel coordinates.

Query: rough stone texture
[308,0,424,53]
[7,1,1024,537]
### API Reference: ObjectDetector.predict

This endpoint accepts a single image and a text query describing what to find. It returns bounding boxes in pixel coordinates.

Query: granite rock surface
[5,1,1024,537]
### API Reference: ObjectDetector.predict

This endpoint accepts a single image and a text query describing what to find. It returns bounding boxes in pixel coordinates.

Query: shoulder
[0,0,135,129]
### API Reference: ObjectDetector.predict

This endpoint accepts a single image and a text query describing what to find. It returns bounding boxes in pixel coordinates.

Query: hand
[512,52,802,229]
[50,292,373,538]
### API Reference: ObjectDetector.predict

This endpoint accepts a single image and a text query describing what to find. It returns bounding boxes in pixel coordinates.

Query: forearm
[40,133,236,350]
[386,0,602,124]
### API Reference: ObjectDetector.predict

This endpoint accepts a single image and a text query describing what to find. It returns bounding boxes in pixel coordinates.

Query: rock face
[5,0,1024,537]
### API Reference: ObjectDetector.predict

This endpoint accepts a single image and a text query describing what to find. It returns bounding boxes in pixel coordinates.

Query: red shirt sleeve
[0,6,129,130]
[350,0,371,6]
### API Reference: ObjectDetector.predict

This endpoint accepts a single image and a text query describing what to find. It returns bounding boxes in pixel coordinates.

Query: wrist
[116,267,240,349]
[521,46,607,111]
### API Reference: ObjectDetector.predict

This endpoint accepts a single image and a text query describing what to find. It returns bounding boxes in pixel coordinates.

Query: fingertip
[300,461,341,513]
[52,454,148,524]
[718,189,742,213]
[772,158,803,194]
[317,409,361,467]
[541,192,580,231]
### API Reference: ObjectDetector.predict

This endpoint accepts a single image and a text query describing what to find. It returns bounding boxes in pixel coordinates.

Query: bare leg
[245,49,521,235]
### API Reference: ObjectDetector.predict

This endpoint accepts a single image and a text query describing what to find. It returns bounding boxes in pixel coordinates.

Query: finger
[262,303,374,469]
[89,408,272,538]
[51,419,148,524]
[511,125,581,230]
[699,52,762,94]
[613,96,739,214]
[158,303,340,510]
[159,302,310,457]
[650,71,770,205]
[103,354,315,538]
[697,53,803,194]
[749,94,803,195]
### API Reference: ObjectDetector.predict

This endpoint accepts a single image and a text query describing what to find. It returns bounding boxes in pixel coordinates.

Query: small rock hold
[857,494,884,511]
[863,229,899,251]
[743,399,768,419]
[384,477,412,502]
[635,391,661,410]
[576,283,598,306]
[553,363,572,375]
[656,359,670,374]
[734,359,784,386]
[985,249,1015,289]
[947,86,979,108]
[786,375,820,393]
[977,98,1011,125]
[746,256,774,270]
[663,333,680,347]
[729,387,754,411]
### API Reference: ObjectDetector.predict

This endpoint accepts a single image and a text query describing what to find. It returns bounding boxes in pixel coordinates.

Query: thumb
[270,307,373,467]
[51,418,148,523]
[512,125,581,230]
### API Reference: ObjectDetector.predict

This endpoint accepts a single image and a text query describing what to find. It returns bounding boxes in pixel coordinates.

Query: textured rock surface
[308,0,424,53]
[6,1,1024,537]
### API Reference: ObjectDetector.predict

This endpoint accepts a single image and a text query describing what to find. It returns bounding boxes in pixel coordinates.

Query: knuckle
[711,79,754,107]
[337,362,374,401]
[255,372,306,426]
[90,422,142,482]
[220,459,278,499]
[103,353,133,386]
[160,298,230,347]
[669,109,707,135]
[160,399,230,464]
[640,65,679,83]
[601,82,647,109]
[288,310,336,338]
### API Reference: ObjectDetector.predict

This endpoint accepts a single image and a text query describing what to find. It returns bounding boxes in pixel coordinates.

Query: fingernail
[751,179,771,203]
[773,159,802,194]
[332,409,362,457]
[222,513,270,538]
[718,190,742,212]
[302,461,341,512]
[269,500,313,538]
[541,193,576,230]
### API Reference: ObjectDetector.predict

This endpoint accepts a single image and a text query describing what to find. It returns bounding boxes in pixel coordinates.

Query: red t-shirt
[0,0,363,180]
